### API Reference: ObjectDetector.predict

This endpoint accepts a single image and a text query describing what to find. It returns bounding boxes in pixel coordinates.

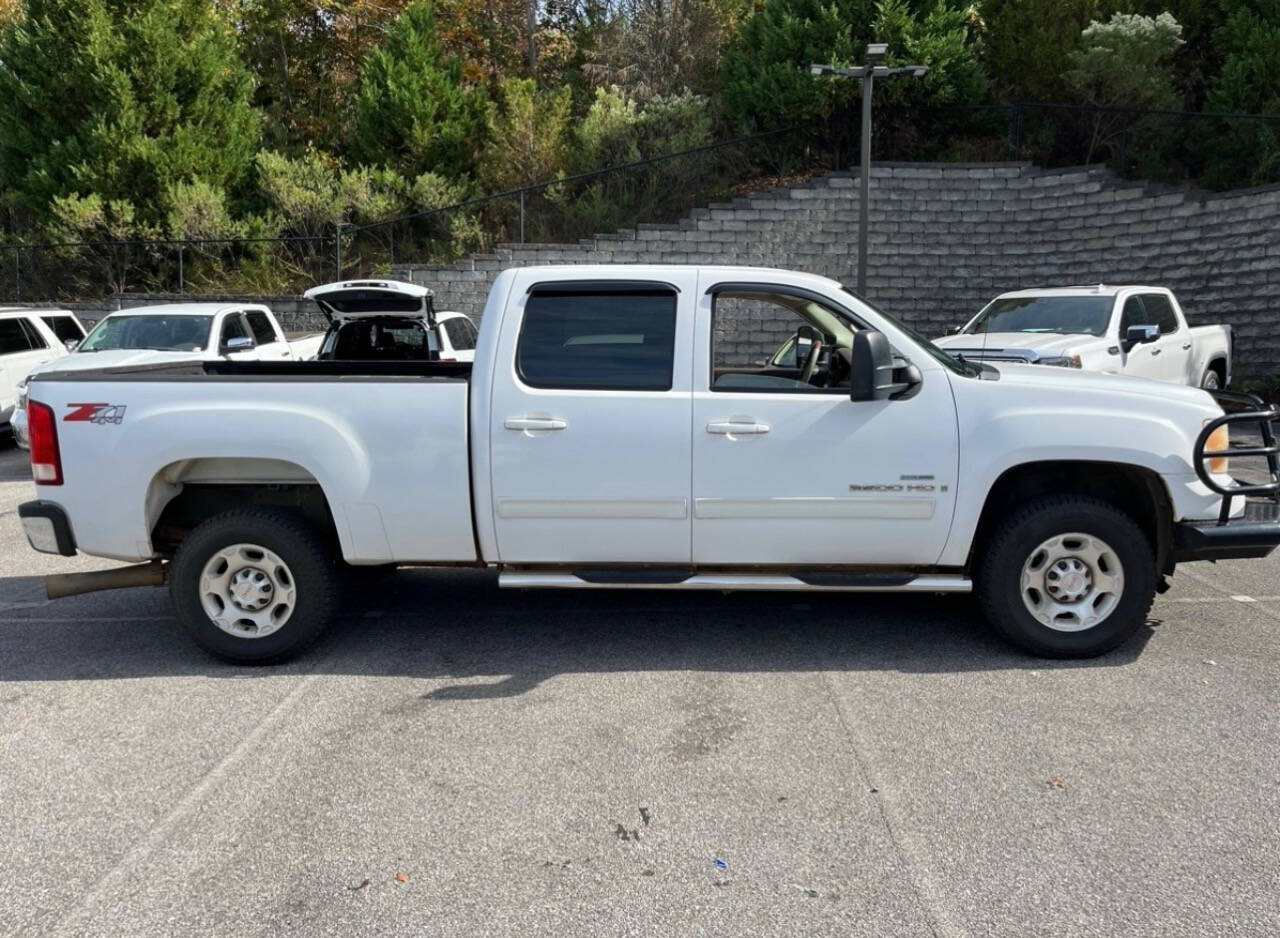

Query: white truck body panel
[935,286,1232,388]
[45,375,474,563]
[24,266,1233,572]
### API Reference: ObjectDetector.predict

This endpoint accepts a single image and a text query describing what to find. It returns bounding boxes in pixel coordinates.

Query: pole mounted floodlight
[810,42,928,295]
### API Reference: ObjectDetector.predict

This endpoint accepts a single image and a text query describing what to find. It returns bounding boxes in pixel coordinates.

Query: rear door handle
[707,419,771,435]
[1181,343,1192,350]
[1150,348,1162,356]
[505,416,567,431]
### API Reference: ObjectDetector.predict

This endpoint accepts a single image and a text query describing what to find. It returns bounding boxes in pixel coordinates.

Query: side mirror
[1122,324,1159,353]
[851,331,915,401]
[222,335,254,354]
[949,325,964,335]
[64,340,79,352]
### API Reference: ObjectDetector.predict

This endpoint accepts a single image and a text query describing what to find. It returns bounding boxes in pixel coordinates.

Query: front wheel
[976,496,1155,658]
[170,508,338,663]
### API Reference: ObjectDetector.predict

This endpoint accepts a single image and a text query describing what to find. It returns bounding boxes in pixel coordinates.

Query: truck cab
[935,285,1232,388]
[17,266,1280,665]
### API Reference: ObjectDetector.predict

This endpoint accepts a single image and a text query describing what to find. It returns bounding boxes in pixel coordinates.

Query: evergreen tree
[1203,0,1280,187]
[350,1,490,179]
[719,0,876,134]
[0,0,260,229]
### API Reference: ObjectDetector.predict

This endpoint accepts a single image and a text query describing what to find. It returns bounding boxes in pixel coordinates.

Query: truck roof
[994,285,1171,298]
[109,302,268,317]
[502,264,847,292]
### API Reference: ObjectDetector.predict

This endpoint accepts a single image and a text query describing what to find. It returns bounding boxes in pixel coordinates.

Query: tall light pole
[812,45,928,296]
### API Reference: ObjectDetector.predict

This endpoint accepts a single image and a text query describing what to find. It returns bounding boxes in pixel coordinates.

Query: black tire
[976,495,1156,658]
[170,508,338,663]
[1200,366,1222,390]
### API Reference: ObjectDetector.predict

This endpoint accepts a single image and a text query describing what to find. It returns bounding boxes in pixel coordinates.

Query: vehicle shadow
[0,568,1155,688]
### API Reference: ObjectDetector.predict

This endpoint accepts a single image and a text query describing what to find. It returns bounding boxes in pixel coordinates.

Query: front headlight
[1203,420,1229,474]
[1039,355,1082,368]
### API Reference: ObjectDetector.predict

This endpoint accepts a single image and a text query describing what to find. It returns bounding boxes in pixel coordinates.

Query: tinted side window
[18,317,48,349]
[1118,297,1148,333]
[245,311,278,345]
[0,319,34,355]
[517,290,676,391]
[445,317,475,350]
[1141,294,1180,334]
[220,314,250,344]
[42,316,85,342]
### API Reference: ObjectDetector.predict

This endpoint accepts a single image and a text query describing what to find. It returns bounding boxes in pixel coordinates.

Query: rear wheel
[1200,366,1222,390]
[976,496,1155,658]
[170,508,337,663]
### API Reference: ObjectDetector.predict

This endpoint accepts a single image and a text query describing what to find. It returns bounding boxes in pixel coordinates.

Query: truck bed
[27,360,478,564]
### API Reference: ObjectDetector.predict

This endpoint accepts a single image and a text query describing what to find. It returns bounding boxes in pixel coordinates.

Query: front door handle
[1150,348,1162,356]
[505,416,567,431]
[707,419,771,435]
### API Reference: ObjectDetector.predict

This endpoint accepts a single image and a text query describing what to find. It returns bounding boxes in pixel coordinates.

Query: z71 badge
[64,403,127,425]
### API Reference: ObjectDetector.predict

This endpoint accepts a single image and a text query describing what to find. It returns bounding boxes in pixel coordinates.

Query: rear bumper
[18,500,77,556]
[1173,499,1280,562]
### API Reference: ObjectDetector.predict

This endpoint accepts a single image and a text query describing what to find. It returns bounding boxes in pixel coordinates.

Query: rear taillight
[28,401,62,485]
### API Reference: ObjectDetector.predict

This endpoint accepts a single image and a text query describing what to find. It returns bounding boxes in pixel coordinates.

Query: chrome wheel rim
[1020,532,1124,632]
[199,543,297,639]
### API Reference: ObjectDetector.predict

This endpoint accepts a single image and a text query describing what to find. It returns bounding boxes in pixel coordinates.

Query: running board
[498,572,971,593]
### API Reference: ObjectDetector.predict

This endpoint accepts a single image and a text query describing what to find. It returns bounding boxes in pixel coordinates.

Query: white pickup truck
[934,286,1232,389]
[12,301,323,448]
[18,267,1280,663]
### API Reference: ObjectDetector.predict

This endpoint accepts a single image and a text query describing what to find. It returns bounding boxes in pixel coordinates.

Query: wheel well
[1207,357,1227,383]
[148,459,340,556]
[970,462,1173,575]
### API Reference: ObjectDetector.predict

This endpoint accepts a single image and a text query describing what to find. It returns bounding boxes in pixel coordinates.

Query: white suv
[2,308,85,441]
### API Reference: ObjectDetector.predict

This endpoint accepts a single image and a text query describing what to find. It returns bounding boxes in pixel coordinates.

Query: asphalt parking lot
[2,440,1279,937]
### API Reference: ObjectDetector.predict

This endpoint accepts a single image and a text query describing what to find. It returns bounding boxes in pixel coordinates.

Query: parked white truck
[18,268,1280,663]
[934,286,1232,388]
[12,301,322,448]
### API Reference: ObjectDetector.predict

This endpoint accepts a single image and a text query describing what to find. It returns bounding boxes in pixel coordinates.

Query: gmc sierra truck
[17,267,1280,663]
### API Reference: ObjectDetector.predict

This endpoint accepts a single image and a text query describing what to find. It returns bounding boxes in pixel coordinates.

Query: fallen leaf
[1047,775,1066,790]
[395,872,409,883]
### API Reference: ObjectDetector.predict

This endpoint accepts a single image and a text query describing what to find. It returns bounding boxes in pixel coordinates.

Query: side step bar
[498,572,971,593]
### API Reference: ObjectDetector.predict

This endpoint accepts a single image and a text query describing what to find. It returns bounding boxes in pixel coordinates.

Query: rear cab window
[516,288,677,390]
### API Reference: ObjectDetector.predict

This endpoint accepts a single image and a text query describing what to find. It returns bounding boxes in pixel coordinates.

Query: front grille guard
[1194,390,1280,525]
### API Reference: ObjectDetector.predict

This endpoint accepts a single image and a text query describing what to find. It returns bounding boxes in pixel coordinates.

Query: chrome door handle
[707,419,770,435]
[505,416,567,431]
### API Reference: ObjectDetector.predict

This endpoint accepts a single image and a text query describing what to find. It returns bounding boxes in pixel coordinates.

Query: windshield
[79,314,213,352]
[963,296,1113,337]
[840,286,979,377]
